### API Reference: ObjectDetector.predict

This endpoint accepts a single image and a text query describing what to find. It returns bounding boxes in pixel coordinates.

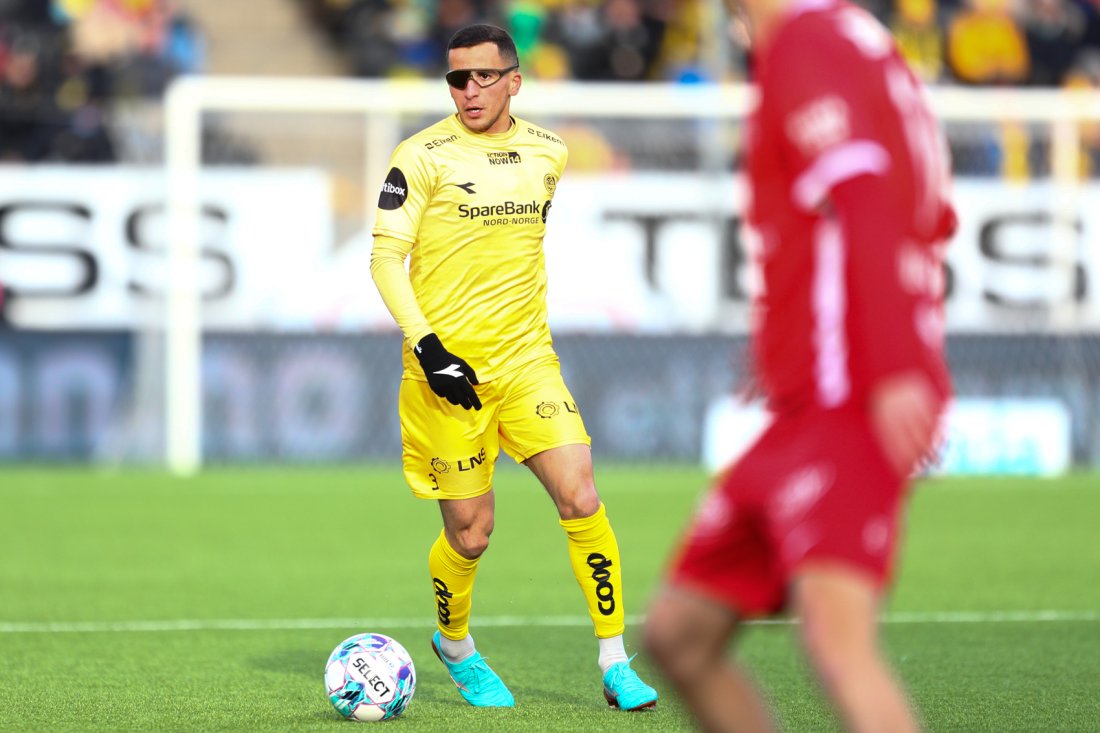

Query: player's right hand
[869,370,939,477]
[413,333,482,410]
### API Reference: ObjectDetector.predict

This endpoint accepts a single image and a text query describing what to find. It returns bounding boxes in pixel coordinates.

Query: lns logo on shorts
[378,167,409,210]
[535,401,578,419]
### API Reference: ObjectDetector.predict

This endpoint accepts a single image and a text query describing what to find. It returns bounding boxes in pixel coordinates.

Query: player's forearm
[831,173,926,384]
[370,235,433,348]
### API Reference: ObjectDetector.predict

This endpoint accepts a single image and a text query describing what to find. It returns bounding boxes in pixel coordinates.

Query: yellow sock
[428,530,479,641]
[560,502,625,638]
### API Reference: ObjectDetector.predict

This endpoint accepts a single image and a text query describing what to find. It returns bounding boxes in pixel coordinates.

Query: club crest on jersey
[785,95,851,157]
[487,151,522,165]
[378,167,409,210]
[544,174,557,195]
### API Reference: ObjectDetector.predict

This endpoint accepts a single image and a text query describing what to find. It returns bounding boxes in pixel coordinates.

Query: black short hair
[446,24,519,67]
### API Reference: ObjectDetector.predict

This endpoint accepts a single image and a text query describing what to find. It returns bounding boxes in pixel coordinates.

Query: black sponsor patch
[378,167,409,210]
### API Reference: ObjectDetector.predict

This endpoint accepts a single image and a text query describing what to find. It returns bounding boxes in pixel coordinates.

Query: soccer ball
[324,632,416,721]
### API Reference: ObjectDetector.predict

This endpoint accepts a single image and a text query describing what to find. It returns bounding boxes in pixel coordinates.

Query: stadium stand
[0,0,248,163]
[3,0,1100,173]
[293,0,1100,87]
[284,0,1100,177]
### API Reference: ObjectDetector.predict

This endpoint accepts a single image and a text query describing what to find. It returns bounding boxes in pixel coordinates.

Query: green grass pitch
[1,465,1097,731]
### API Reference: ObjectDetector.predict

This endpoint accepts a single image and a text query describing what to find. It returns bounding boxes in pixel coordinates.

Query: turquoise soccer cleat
[602,656,658,711]
[431,631,515,707]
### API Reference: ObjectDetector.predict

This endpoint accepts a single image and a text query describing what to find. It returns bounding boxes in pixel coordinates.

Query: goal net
[52,78,1100,474]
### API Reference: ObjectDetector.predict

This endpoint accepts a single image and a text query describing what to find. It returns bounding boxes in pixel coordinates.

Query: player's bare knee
[559,492,600,520]
[799,611,831,658]
[450,527,491,559]
[644,609,707,683]
[641,612,671,663]
[803,644,846,694]
[798,617,865,690]
[554,481,600,520]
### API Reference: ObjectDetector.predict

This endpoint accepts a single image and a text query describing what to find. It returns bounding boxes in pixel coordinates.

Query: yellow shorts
[399,355,591,500]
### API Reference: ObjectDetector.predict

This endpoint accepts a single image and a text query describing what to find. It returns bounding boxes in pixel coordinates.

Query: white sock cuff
[597,634,629,674]
[438,633,476,663]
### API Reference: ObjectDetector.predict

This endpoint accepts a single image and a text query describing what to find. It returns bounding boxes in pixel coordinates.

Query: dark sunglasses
[445,65,519,90]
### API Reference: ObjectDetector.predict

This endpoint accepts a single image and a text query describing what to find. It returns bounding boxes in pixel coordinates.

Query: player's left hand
[414,333,482,411]
[869,371,939,477]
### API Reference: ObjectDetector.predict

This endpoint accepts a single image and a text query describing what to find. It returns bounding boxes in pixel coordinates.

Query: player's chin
[462,110,491,131]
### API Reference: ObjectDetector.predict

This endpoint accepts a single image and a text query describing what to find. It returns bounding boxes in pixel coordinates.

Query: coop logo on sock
[378,167,409,210]
[433,577,453,626]
[587,553,616,616]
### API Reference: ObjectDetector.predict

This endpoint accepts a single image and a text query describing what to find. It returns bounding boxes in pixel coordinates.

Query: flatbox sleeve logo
[379,168,409,210]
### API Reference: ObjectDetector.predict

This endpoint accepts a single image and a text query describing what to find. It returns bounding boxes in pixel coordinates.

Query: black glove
[413,333,482,410]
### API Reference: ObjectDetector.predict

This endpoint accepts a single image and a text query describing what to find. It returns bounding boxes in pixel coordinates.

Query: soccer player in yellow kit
[369,24,658,711]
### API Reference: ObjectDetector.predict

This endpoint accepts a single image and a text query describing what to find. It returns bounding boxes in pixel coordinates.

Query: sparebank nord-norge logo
[457,199,553,224]
[458,200,540,219]
[378,167,409,210]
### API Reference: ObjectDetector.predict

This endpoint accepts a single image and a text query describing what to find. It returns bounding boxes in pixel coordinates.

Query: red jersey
[745,0,955,414]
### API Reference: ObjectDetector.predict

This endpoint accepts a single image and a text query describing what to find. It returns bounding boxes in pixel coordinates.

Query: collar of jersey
[784,0,836,23]
[447,114,521,148]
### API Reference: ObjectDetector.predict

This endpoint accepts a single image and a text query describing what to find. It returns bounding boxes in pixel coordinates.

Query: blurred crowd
[892,0,1100,88]
[0,0,201,162]
[300,0,1100,89]
[298,0,1100,177]
[301,0,681,82]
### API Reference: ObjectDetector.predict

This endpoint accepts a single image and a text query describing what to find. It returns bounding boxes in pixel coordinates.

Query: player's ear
[508,71,521,97]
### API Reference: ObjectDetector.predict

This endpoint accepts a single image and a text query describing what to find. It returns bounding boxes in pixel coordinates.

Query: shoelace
[461,657,497,692]
[608,664,645,691]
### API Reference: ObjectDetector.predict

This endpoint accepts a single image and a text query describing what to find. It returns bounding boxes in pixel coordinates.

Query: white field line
[0,610,1097,634]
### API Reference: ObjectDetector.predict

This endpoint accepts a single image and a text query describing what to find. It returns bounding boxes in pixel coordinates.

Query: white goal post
[163,77,1100,475]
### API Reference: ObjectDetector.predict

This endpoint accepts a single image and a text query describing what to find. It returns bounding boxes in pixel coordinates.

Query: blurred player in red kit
[643,0,956,731]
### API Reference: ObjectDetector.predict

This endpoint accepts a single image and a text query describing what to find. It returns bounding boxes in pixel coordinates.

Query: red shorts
[668,404,907,617]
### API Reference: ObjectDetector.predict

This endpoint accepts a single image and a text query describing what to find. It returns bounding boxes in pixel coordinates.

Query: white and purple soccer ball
[324,632,416,721]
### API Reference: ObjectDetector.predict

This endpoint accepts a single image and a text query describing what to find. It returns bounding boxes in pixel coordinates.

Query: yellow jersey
[372,113,567,382]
